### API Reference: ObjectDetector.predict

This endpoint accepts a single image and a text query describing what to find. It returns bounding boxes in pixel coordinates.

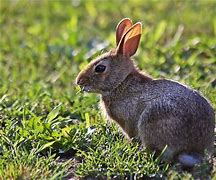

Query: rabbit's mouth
[81,85,94,93]
[80,85,102,94]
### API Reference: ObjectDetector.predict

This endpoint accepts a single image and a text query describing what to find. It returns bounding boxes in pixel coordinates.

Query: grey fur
[76,19,215,167]
[101,73,215,162]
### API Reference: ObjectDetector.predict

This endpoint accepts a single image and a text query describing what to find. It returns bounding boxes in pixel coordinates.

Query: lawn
[0,0,216,179]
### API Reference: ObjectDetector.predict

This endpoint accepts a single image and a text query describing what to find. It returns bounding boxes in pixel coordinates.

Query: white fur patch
[178,154,201,167]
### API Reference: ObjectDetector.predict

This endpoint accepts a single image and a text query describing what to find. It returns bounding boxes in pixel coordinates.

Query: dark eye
[95,64,106,73]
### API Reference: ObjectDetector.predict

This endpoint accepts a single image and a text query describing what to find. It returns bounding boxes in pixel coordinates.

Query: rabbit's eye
[95,64,106,73]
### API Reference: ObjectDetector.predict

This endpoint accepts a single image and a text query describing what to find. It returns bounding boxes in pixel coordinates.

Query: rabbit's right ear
[116,22,142,57]
[116,18,133,46]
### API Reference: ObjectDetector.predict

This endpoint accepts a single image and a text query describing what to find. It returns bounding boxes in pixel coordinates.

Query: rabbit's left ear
[116,18,133,46]
[117,22,142,57]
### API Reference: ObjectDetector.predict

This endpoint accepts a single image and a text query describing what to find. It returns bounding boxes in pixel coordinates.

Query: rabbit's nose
[76,78,82,85]
[76,77,85,86]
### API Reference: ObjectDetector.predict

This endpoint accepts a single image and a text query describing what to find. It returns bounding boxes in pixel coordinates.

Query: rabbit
[76,18,215,167]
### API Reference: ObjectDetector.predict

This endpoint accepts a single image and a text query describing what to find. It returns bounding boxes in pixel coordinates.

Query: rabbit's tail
[178,153,202,167]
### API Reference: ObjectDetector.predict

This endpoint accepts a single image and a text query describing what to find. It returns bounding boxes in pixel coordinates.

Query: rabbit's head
[76,18,142,95]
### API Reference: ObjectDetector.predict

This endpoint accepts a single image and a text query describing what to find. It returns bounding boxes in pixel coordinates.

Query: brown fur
[76,18,215,165]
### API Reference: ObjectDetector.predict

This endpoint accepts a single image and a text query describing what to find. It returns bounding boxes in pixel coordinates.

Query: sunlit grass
[0,0,216,179]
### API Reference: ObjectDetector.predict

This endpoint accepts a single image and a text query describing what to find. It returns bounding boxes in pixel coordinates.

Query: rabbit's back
[138,79,215,156]
[145,79,214,120]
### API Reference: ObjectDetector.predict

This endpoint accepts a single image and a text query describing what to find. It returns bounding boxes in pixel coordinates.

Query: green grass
[0,0,216,179]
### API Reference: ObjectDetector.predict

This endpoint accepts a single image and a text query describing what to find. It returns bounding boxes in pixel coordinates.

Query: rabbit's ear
[116,18,133,46]
[117,22,142,57]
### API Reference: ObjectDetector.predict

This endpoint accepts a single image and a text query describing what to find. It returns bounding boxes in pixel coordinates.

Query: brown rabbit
[76,18,215,167]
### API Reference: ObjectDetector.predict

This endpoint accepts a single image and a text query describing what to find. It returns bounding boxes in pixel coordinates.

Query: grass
[0,0,216,179]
